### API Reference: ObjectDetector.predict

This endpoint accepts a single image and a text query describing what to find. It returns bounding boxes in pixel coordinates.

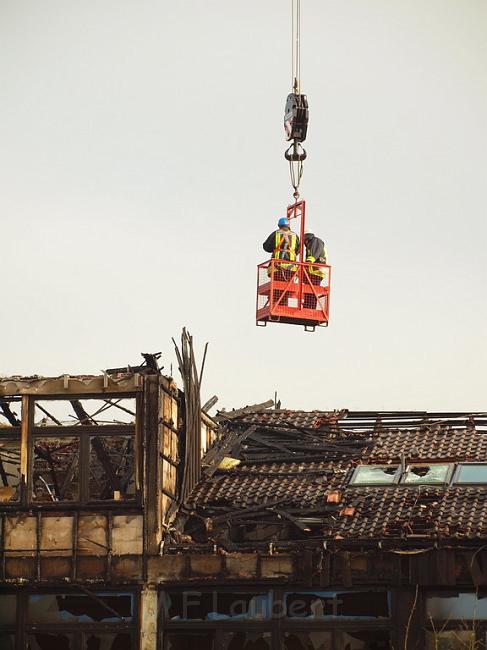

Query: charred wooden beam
[173,329,206,502]
[202,425,257,477]
[70,399,97,426]
[91,437,121,493]
[216,400,274,421]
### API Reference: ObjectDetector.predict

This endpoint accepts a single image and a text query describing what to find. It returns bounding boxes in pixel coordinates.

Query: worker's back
[263,227,300,261]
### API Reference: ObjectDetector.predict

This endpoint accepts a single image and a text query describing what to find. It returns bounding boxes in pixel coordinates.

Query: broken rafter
[216,400,274,422]
[203,425,257,477]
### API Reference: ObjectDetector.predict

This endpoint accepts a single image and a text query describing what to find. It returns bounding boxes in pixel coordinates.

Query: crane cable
[292,0,301,94]
[288,0,305,200]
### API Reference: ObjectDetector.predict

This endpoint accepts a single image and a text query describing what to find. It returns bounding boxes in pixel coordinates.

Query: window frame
[0,588,139,650]
[30,425,138,508]
[159,587,393,650]
[453,463,487,486]
[349,463,457,488]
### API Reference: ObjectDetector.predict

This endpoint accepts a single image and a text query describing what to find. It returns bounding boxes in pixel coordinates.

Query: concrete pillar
[140,586,158,650]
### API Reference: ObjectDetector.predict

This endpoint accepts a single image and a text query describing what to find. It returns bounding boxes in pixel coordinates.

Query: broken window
[425,630,475,649]
[32,437,80,502]
[402,464,451,485]
[350,466,399,486]
[27,592,134,624]
[284,631,332,650]
[221,632,272,649]
[285,592,390,619]
[163,591,271,621]
[89,435,135,501]
[455,463,487,484]
[336,631,391,649]
[0,438,21,502]
[164,632,215,650]
[426,592,487,620]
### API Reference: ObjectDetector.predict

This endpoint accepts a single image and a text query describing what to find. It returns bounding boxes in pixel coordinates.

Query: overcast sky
[1,0,486,412]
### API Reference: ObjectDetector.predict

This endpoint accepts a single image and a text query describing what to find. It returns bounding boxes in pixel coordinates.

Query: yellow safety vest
[273,230,299,270]
[306,251,327,278]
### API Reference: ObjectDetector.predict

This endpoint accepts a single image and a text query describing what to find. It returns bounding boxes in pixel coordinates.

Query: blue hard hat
[278,217,289,228]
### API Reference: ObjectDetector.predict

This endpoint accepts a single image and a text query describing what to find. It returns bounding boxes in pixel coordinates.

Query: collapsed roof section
[170,407,487,550]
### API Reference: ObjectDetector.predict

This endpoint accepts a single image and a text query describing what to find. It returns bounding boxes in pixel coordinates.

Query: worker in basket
[263,217,300,306]
[303,230,328,309]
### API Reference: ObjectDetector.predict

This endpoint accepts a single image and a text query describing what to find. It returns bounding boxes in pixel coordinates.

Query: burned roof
[174,409,487,549]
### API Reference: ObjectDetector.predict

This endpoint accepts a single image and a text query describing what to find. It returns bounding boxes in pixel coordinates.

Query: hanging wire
[288,0,306,200]
[292,0,301,93]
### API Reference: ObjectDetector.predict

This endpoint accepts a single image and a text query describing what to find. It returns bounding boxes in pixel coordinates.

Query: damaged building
[2,351,487,648]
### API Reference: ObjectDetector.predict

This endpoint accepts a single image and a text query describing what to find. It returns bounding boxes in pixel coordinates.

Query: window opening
[32,437,80,502]
[0,439,21,502]
[89,436,135,501]
[35,397,136,427]
[0,399,21,427]
[350,466,398,486]
[27,592,133,624]
[285,592,390,619]
[455,464,487,484]
[426,592,487,620]
[402,464,451,485]
[163,592,271,622]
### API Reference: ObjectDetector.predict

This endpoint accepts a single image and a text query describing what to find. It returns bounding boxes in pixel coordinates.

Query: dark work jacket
[263,229,300,260]
[305,234,327,263]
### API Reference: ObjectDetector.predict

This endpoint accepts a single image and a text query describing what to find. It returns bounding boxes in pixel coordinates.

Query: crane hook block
[285,143,307,162]
[284,93,309,143]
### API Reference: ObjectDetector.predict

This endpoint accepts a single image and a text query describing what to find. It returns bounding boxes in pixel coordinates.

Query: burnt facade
[2,365,487,649]
[161,408,487,650]
[0,362,215,650]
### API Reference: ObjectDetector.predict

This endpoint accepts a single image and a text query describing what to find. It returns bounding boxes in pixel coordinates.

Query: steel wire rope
[289,0,304,200]
[291,0,301,92]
